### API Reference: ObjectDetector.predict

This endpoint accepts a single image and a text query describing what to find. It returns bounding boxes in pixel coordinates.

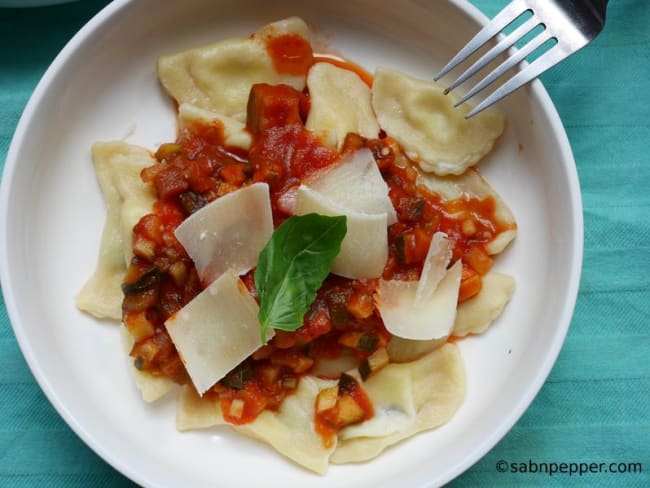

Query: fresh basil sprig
[255,213,347,342]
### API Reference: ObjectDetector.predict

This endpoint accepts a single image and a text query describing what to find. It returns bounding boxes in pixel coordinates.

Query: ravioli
[372,67,505,176]
[178,103,252,150]
[453,272,516,337]
[331,343,465,463]
[305,63,380,149]
[76,142,157,320]
[176,344,464,472]
[177,376,338,474]
[158,17,311,122]
[120,326,175,402]
[417,168,517,255]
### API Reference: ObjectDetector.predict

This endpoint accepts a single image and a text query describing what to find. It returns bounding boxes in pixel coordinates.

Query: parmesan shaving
[174,182,273,285]
[376,260,462,341]
[304,148,397,224]
[294,185,388,279]
[165,269,274,395]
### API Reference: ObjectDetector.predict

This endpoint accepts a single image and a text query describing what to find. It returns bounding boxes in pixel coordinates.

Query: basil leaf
[255,213,347,342]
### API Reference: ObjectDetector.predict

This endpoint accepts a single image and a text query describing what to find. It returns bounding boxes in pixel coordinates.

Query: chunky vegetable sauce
[121,36,512,444]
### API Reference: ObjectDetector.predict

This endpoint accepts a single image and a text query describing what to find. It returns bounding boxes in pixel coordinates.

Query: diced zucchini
[223,363,254,390]
[335,395,365,425]
[125,311,155,342]
[356,334,378,352]
[229,398,245,419]
[121,266,161,295]
[359,347,389,380]
[316,386,339,412]
[132,235,156,261]
[168,261,187,287]
[281,376,298,390]
[155,143,183,162]
[327,290,350,327]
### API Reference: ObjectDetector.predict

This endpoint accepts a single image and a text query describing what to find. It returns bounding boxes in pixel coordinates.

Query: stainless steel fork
[435,0,609,118]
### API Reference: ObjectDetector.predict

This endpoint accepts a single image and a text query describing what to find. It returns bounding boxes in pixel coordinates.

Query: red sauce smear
[266,33,314,76]
[313,53,374,87]
[265,32,373,86]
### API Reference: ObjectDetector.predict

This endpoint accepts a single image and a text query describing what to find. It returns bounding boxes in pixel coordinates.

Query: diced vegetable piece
[155,143,183,162]
[273,330,298,349]
[341,133,366,153]
[252,344,275,360]
[220,163,247,186]
[159,355,189,384]
[246,83,303,134]
[124,311,155,342]
[338,372,359,393]
[168,262,187,287]
[347,291,374,319]
[130,332,175,371]
[270,349,314,374]
[154,165,189,199]
[122,287,158,313]
[338,332,364,349]
[357,334,379,352]
[459,265,483,303]
[223,363,254,390]
[178,191,207,215]
[327,290,350,327]
[462,218,477,236]
[257,364,281,388]
[400,228,432,265]
[335,395,366,425]
[132,235,156,261]
[229,398,245,419]
[359,347,389,380]
[282,376,298,390]
[121,267,161,295]
[316,386,339,412]
[464,245,493,275]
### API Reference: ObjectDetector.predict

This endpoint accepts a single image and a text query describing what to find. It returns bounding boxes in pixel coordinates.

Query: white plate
[0,0,583,486]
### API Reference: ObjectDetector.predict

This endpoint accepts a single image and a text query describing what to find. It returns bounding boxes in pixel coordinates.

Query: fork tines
[435,0,575,118]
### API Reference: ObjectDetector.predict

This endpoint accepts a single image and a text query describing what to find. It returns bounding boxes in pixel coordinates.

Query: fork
[435,0,609,118]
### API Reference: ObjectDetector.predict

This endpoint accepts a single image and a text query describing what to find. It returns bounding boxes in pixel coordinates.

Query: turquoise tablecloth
[1,0,648,486]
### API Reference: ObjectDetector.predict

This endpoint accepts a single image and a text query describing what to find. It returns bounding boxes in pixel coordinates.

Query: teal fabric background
[0,0,648,486]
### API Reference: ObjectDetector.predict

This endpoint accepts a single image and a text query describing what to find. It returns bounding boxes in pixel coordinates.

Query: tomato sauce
[266,33,314,76]
[121,54,511,444]
[264,32,373,87]
[313,53,374,87]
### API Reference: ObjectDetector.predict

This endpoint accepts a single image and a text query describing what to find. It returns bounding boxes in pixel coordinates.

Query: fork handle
[591,0,610,17]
